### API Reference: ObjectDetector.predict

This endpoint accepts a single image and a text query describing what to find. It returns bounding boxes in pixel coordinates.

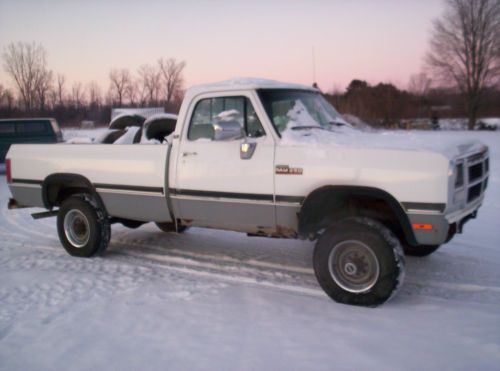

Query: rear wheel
[57,196,110,257]
[403,244,441,257]
[313,217,405,307]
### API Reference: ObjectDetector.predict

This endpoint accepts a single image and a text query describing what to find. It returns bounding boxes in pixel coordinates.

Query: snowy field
[1,131,499,370]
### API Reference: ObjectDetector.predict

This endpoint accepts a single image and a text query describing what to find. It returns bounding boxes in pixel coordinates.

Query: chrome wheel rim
[328,240,380,293]
[64,209,90,248]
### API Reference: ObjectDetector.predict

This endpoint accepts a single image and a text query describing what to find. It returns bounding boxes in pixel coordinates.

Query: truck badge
[276,165,303,175]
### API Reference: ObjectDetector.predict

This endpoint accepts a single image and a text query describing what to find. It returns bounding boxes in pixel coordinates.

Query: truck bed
[8,144,172,222]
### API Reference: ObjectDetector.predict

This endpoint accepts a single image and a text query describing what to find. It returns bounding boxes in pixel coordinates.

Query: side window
[0,123,16,134]
[16,121,47,134]
[188,97,265,140]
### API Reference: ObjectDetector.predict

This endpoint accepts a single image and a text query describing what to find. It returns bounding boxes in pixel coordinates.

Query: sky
[0,0,444,93]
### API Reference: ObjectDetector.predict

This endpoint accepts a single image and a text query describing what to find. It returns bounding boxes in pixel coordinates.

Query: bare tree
[408,73,432,97]
[87,81,102,107]
[408,73,433,116]
[158,58,186,108]
[71,82,86,108]
[35,69,53,112]
[109,68,131,106]
[426,0,500,129]
[2,42,51,113]
[4,89,15,111]
[56,74,66,107]
[138,64,161,106]
[0,84,5,106]
[125,80,138,106]
[0,84,15,112]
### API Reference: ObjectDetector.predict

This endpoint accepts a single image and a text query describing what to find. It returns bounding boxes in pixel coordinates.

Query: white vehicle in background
[5,78,489,306]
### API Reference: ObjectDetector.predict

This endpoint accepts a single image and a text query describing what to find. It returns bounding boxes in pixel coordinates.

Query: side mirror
[212,121,244,141]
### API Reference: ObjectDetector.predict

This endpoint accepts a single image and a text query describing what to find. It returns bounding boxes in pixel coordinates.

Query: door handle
[182,151,198,157]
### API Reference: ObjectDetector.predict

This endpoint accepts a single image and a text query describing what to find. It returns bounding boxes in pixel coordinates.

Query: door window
[188,97,265,140]
[0,123,15,134]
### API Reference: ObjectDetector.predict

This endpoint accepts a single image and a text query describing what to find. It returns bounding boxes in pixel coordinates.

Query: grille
[461,150,489,205]
[468,163,483,183]
[467,183,482,202]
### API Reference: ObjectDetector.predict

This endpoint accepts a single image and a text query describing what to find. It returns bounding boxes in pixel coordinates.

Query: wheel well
[42,173,104,210]
[298,186,417,246]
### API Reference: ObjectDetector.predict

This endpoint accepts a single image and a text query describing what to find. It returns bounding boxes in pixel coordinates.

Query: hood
[280,127,487,160]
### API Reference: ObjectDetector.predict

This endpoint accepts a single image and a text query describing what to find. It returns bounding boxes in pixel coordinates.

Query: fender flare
[42,173,106,212]
[298,185,417,245]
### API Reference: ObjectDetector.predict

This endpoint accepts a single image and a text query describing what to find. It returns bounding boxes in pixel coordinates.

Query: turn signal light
[412,223,433,230]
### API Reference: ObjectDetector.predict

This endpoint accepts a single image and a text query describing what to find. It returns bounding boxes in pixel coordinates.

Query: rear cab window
[16,121,48,134]
[0,122,16,135]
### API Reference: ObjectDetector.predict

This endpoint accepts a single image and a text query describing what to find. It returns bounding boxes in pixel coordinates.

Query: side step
[31,210,58,220]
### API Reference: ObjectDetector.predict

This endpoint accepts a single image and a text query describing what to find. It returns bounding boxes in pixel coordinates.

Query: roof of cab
[0,118,56,122]
[185,77,317,98]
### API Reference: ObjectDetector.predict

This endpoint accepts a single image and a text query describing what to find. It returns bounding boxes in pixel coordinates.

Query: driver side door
[173,93,276,232]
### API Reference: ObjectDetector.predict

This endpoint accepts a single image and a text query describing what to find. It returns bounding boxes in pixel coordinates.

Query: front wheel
[313,217,405,307]
[57,196,110,257]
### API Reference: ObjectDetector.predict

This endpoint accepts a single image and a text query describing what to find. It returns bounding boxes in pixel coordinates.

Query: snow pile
[476,117,500,130]
[439,118,468,130]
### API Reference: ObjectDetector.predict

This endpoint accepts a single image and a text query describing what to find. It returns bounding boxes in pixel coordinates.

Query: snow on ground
[0,131,500,370]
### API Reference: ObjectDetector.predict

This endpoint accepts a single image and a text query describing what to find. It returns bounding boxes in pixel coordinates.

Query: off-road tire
[403,244,441,257]
[57,195,110,257]
[313,217,405,307]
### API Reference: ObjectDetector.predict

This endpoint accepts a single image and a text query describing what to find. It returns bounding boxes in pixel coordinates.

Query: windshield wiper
[329,121,348,126]
[291,126,329,131]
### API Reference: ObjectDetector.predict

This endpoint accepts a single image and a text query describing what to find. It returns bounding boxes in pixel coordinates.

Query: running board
[31,210,58,220]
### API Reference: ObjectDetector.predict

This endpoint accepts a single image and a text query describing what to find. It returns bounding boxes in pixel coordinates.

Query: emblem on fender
[276,165,303,175]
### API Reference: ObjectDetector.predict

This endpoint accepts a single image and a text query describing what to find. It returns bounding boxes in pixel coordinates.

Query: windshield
[257,89,350,136]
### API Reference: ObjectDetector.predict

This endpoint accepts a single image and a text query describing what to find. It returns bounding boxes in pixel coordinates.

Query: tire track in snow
[3,205,500,304]
[108,239,500,301]
[1,206,58,242]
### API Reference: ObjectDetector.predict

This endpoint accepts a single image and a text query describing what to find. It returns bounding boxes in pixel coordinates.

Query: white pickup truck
[6,78,490,306]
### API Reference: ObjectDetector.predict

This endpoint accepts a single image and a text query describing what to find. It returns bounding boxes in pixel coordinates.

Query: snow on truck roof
[186,78,317,96]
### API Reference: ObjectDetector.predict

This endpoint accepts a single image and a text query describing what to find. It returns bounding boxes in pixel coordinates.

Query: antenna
[312,46,316,85]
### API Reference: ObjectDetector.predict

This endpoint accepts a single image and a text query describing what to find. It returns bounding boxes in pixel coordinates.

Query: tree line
[0,42,186,127]
[324,76,500,128]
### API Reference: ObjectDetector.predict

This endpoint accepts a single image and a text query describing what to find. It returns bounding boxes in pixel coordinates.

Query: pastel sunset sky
[0,0,444,92]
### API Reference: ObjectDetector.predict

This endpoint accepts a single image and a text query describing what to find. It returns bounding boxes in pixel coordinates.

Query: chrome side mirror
[212,121,244,141]
[240,141,257,160]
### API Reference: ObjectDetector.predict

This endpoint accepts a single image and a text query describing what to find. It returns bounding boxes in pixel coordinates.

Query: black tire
[313,217,405,307]
[155,222,188,233]
[57,195,110,257]
[403,244,441,257]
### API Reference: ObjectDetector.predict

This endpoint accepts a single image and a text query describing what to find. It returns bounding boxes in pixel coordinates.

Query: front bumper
[408,202,481,246]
